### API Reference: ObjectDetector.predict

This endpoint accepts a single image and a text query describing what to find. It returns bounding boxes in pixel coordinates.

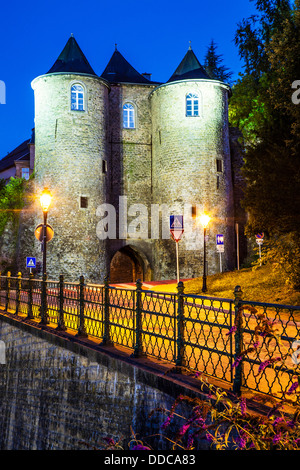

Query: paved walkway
[111,279,192,293]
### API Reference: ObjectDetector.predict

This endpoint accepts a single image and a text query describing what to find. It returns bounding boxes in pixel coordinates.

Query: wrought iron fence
[0,272,300,402]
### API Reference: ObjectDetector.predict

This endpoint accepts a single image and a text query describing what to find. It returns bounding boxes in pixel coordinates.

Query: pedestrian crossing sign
[170,215,184,242]
[26,257,36,268]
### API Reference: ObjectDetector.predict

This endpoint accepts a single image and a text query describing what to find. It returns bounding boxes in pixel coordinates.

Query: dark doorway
[109,246,145,283]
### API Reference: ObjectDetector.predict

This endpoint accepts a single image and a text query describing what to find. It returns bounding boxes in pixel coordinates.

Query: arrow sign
[170,215,184,242]
[26,257,36,268]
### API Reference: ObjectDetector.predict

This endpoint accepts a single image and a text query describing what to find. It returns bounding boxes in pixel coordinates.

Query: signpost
[170,216,184,283]
[216,234,224,272]
[256,232,264,266]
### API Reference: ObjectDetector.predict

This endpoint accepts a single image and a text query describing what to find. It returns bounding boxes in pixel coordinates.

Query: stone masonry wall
[30,73,110,282]
[106,83,156,278]
[150,80,235,279]
[0,316,203,450]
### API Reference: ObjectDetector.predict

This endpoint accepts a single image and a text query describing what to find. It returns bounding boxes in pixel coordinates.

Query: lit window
[186,93,199,116]
[71,84,85,111]
[123,103,135,128]
[21,168,30,180]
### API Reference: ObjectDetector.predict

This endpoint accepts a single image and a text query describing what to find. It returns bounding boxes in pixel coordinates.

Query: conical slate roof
[101,47,152,84]
[167,46,211,82]
[47,35,97,76]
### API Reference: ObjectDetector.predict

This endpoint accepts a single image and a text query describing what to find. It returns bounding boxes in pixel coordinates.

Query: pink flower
[132,444,151,450]
[237,435,247,449]
[273,432,282,445]
[187,435,194,449]
[193,371,203,378]
[258,357,281,373]
[232,355,243,369]
[287,381,299,395]
[177,423,190,438]
[258,359,271,373]
[240,398,247,415]
[226,325,237,336]
[160,416,171,430]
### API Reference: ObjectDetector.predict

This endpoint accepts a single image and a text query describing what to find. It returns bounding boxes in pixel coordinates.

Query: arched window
[123,103,135,128]
[71,84,85,111]
[186,93,199,116]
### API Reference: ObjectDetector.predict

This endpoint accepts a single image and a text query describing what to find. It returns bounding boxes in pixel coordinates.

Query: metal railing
[1,272,300,401]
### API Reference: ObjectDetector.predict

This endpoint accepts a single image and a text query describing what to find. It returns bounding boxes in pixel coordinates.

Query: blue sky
[0,0,258,159]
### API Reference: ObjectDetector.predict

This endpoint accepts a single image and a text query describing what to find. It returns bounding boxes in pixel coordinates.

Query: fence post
[57,274,66,331]
[40,273,48,325]
[15,272,22,315]
[132,279,143,358]
[101,276,112,345]
[175,281,185,371]
[76,275,87,337]
[233,285,243,396]
[5,271,11,312]
[27,272,34,319]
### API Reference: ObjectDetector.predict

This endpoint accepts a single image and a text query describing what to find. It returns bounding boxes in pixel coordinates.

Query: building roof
[0,139,30,172]
[167,46,211,83]
[47,35,97,76]
[101,47,157,84]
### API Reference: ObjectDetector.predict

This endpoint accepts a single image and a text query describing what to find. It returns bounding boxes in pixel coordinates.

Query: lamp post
[39,188,52,275]
[199,213,210,293]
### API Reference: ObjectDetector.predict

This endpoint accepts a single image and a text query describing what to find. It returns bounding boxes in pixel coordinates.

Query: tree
[204,40,233,83]
[231,1,300,287]
[229,0,300,235]
[234,0,291,78]
[0,177,26,235]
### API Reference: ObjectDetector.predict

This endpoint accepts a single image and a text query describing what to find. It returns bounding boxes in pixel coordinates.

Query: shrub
[257,232,300,290]
[0,177,26,236]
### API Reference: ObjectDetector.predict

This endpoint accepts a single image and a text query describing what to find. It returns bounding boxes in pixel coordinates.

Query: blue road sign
[26,257,36,268]
[216,234,224,245]
[170,215,184,242]
[170,215,184,229]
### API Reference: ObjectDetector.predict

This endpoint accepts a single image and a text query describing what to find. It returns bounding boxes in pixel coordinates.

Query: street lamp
[39,187,52,275]
[199,213,210,293]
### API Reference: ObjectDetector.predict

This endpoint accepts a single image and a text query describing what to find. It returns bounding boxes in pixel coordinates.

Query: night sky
[0,0,258,159]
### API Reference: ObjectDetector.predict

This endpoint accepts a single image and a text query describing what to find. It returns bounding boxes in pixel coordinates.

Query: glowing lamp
[199,213,210,228]
[40,188,52,212]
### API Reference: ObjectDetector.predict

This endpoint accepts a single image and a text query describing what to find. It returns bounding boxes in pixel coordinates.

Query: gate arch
[109,245,151,283]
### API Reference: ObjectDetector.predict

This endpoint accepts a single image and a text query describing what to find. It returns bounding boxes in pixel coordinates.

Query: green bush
[257,233,300,290]
[0,177,26,236]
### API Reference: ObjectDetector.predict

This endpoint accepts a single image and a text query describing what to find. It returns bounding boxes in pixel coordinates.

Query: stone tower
[31,35,110,281]
[150,46,235,278]
[23,37,240,284]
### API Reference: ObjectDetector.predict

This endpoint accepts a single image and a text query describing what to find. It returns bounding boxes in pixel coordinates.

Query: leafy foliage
[234,0,292,77]
[229,0,300,238]
[0,177,26,236]
[257,232,300,289]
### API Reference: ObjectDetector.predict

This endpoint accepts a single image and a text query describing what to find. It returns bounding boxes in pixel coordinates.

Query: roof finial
[115,43,118,51]
[71,33,74,37]
[189,40,192,50]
